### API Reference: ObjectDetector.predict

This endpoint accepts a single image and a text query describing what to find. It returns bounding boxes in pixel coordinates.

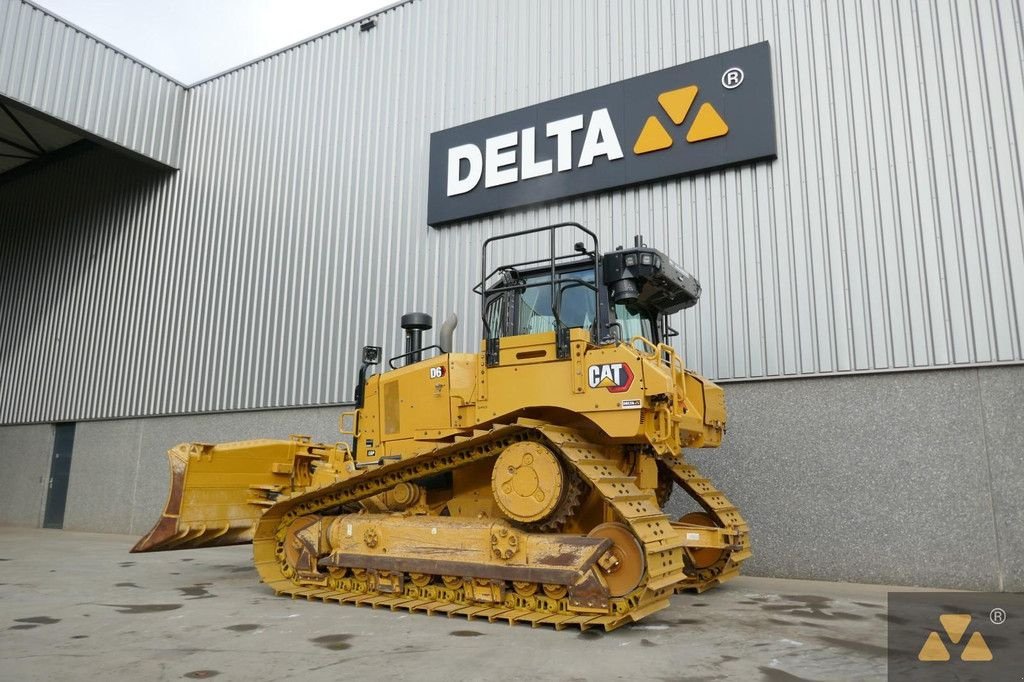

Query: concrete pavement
[1,527,907,680]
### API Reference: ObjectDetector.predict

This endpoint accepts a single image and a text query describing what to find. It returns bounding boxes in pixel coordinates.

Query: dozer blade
[132,438,321,553]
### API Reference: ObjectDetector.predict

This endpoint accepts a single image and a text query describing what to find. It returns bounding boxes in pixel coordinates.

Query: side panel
[447,353,479,428]
[478,335,645,437]
[377,356,454,456]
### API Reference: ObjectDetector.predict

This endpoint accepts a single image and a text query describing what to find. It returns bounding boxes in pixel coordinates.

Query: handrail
[629,335,659,357]
[631,335,686,401]
[388,344,444,369]
[472,252,594,295]
[479,222,601,341]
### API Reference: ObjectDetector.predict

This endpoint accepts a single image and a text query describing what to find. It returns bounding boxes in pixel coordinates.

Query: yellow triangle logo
[686,103,729,142]
[939,613,971,644]
[633,116,673,154]
[960,632,993,661]
[596,376,617,388]
[633,84,731,154]
[657,85,698,125]
[917,631,950,661]
[918,614,994,664]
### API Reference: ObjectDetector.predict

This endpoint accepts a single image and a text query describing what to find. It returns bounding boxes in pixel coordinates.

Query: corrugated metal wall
[0,0,185,166]
[1,0,1022,424]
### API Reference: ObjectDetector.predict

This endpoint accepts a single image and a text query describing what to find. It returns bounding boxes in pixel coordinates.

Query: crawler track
[252,419,749,631]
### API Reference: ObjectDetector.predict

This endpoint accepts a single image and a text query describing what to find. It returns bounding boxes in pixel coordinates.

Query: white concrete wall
[677,366,1024,592]
[0,423,52,526]
[0,406,341,535]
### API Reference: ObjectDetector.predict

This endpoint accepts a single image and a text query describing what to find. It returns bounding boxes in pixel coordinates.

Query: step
[647,572,685,592]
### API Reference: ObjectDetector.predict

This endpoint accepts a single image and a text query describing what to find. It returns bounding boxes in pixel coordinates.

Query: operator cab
[480,224,701,355]
[483,261,656,344]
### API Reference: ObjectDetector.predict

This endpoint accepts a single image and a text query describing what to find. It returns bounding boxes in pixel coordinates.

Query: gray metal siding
[1,0,1022,424]
[0,0,185,166]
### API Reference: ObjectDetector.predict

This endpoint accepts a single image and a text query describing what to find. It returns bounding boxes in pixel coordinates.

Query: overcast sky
[34,0,395,85]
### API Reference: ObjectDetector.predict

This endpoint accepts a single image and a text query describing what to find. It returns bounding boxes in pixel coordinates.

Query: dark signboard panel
[428,42,776,225]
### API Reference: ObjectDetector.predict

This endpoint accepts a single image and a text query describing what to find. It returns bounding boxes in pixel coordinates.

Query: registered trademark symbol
[722,67,744,89]
[990,607,1006,624]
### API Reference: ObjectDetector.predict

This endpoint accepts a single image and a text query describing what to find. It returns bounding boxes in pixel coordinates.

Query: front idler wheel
[588,522,646,597]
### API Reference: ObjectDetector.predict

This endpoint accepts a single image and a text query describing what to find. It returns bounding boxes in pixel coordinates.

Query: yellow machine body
[362,329,724,460]
[134,327,748,631]
[134,225,749,631]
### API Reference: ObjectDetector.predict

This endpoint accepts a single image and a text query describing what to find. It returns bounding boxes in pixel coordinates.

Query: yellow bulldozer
[133,222,749,631]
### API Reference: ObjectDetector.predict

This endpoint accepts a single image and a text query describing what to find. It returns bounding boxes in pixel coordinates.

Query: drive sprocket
[491,441,584,532]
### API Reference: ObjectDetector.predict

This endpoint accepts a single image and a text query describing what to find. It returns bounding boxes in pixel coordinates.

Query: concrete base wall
[1,366,1021,590]
[0,423,54,526]
[0,406,342,536]
[674,365,1024,592]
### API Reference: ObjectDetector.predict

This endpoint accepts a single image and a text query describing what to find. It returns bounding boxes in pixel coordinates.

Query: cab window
[614,303,653,341]
[486,267,596,338]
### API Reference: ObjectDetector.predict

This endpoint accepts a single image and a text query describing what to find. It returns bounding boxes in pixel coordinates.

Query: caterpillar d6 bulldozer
[133,222,749,631]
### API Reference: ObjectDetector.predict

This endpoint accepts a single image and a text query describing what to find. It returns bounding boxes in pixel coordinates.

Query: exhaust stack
[438,313,459,352]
